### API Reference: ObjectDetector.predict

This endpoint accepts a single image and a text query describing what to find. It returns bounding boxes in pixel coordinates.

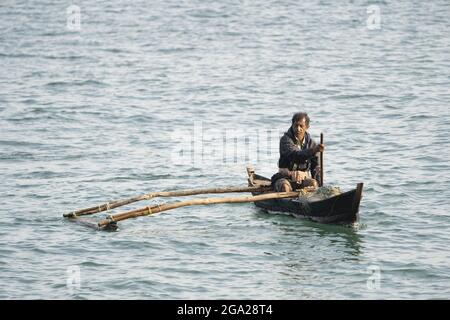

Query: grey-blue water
[1,0,449,299]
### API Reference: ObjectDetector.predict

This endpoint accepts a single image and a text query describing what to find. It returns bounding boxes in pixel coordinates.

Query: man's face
[293,118,309,140]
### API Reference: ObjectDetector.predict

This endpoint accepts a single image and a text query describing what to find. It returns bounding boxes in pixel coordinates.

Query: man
[271,112,324,192]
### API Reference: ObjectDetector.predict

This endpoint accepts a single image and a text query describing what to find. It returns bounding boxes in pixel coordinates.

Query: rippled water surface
[1,0,450,299]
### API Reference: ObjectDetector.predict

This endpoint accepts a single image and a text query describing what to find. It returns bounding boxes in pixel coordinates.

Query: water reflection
[252,210,365,297]
[303,220,363,257]
[254,209,364,257]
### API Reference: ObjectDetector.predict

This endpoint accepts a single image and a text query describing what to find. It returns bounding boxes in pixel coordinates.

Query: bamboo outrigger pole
[96,191,302,229]
[63,185,272,218]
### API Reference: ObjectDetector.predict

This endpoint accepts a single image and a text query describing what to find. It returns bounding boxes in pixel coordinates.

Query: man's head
[291,112,310,141]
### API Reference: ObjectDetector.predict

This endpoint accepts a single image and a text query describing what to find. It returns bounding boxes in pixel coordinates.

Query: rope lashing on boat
[105,202,111,211]
[147,206,152,215]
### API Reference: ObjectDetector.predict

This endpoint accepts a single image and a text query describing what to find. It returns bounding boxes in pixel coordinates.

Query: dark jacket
[272,127,321,183]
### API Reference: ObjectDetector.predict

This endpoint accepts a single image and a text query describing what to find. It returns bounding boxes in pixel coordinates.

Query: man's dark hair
[292,112,310,126]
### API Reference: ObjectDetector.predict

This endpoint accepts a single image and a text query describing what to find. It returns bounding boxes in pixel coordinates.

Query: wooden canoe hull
[247,168,363,225]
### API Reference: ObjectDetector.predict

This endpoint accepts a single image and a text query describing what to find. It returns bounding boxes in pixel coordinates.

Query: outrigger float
[63,167,363,231]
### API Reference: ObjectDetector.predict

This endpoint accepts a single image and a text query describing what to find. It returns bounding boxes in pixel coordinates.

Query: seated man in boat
[271,112,324,192]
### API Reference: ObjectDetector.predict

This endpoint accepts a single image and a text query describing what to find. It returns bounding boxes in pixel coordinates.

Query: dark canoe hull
[247,169,363,225]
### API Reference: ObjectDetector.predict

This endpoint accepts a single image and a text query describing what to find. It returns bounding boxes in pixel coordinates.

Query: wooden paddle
[96,190,303,229]
[63,185,271,218]
[320,132,324,187]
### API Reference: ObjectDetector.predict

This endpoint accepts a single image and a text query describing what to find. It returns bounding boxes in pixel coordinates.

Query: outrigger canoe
[247,167,363,225]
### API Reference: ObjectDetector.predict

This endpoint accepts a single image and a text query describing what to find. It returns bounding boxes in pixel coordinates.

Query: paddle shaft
[97,191,301,228]
[64,185,271,218]
[320,133,324,187]
[320,133,323,187]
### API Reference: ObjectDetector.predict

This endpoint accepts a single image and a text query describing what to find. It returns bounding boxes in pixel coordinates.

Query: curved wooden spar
[63,185,271,218]
[97,191,301,228]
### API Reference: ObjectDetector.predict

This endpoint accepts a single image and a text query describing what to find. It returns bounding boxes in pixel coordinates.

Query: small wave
[45,80,109,88]
[309,89,341,95]
[408,114,438,120]
[19,170,62,179]
[0,52,36,59]
[0,248,16,255]
[43,55,86,61]
[99,48,129,54]
[157,47,195,54]
[20,99,38,105]
[380,112,405,119]
[0,140,46,147]
[333,94,385,100]
[79,261,109,267]
[186,9,230,19]
[39,31,77,37]
[0,151,35,161]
